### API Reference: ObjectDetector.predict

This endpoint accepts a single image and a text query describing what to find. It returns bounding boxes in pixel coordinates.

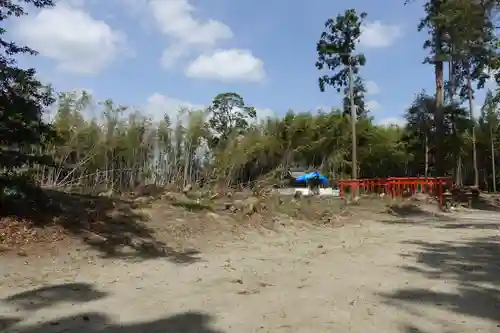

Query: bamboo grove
[1,0,500,198]
[30,88,500,192]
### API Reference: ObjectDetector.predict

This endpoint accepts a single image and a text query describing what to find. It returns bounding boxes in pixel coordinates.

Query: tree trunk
[348,61,357,180]
[183,144,190,187]
[467,66,479,187]
[424,135,429,177]
[448,50,459,183]
[491,124,497,192]
[457,155,463,186]
[434,58,445,177]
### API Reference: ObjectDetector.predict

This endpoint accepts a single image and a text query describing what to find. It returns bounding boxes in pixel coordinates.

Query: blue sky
[9,0,494,125]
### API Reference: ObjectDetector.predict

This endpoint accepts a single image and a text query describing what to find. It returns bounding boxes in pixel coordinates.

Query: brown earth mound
[0,187,391,260]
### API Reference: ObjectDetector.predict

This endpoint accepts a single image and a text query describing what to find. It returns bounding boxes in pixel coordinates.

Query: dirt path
[1,210,499,333]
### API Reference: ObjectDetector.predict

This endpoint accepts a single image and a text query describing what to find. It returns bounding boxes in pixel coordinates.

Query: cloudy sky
[7,0,495,125]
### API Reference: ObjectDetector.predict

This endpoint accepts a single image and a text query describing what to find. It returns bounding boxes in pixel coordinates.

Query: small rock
[98,190,113,197]
[134,196,151,204]
[182,184,192,194]
[206,212,220,219]
[237,289,260,295]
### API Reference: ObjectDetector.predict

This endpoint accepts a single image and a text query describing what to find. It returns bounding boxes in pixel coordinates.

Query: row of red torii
[337,177,453,208]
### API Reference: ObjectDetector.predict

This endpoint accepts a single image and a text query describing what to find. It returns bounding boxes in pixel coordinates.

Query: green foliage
[407,0,499,180]
[4,84,496,193]
[316,8,367,93]
[0,0,57,191]
[3,1,500,198]
[478,89,500,190]
[403,92,471,176]
[415,0,448,63]
[207,92,256,149]
[481,89,499,127]
[446,0,498,100]
[342,77,368,116]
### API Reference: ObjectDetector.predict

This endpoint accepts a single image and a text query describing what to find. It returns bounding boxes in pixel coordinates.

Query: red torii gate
[338,177,453,208]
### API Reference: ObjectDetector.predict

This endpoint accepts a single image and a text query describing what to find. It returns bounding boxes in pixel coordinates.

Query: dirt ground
[1,207,500,333]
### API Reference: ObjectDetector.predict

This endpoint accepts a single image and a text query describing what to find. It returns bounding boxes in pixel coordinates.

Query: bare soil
[1,195,500,333]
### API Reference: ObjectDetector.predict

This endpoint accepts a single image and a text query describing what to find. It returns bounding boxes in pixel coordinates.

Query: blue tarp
[294,171,328,185]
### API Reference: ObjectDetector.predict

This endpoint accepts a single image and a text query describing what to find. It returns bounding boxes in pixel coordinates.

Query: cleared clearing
[1,207,499,333]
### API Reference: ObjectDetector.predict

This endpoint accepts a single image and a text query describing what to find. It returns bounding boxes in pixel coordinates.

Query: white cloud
[161,44,190,68]
[14,4,127,74]
[359,21,401,48]
[365,81,380,95]
[472,104,482,118]
[483,67,498,88]
[144,0,266,80]
[254,108,277,122]
[366,100,381,112]
[186,49,266,82]
[149,0,232,45]
[59,0,86,6]
[145,93,275,125]
[148,0,233,66]
[377,117,406,127]
[145,93,204,122]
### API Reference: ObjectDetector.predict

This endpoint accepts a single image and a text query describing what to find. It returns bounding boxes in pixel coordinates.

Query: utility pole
[348,57,357,180]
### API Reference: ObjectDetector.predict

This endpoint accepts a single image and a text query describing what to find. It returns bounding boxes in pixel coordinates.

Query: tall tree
[0,0,56,192]
[403,92,471,179]
[404,93,435,177]
[409,0,448,177]
[447,0,498,187]
[316,8,367,179]
[207,92,256,150]
[410,0,498,183]
[480,89,499,191]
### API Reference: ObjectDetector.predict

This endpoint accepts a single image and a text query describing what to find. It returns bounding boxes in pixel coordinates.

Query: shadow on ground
[2,283,108,311]
[0,317,21,331]
[377,203,455,227]
[380,236,500,324]
[469,197,500,212]
[1,283,220,333]
[0,189,201,264]
[436,221,500,230]
[378,208,500,230]
[1,311,221,333]
[377,218,500,230]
